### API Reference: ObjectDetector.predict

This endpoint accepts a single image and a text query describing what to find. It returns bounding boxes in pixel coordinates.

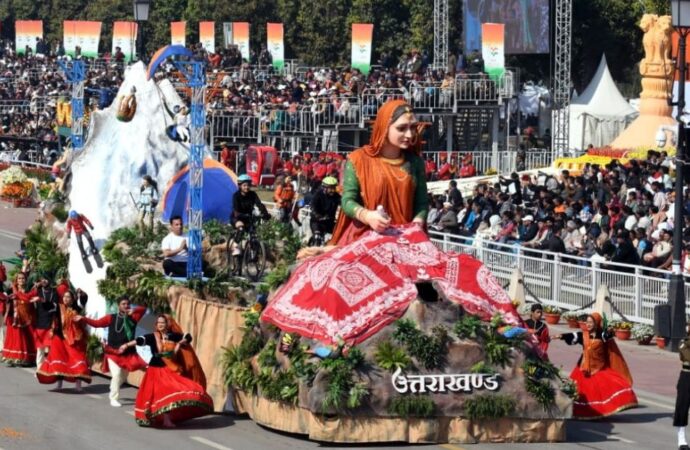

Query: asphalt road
[0,203,681,450]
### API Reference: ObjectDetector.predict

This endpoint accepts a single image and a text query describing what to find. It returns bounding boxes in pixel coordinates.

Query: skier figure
[65,211,97,260]
[173,105,190,142]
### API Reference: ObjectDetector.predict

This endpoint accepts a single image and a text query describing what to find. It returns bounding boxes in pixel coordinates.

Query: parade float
[5,44,580,443]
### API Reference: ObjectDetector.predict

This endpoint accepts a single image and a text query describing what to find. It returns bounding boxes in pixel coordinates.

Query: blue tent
[161,159,238,225]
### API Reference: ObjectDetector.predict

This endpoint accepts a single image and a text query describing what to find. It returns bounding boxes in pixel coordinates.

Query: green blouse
[341,153,429,221]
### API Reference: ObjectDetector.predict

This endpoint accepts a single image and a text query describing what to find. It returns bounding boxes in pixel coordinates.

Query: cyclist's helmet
[237,174,253,185]
[68,210,78,219]
[322,176,338,187]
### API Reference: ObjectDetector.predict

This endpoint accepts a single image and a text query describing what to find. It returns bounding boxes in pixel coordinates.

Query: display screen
[464,0,550,54]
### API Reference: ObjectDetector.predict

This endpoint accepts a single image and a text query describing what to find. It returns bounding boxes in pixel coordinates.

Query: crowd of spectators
[429,150,690,275]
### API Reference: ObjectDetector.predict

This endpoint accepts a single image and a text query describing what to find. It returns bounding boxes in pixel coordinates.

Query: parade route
[0,205,681,449]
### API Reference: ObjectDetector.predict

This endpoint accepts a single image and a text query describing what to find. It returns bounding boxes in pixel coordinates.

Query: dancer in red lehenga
[556,312,638,419]
[37,289,91,390]
[2,272,37,366]
[120,315,212,428]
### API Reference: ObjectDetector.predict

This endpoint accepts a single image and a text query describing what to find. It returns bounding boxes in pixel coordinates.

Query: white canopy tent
[568,55,638,150]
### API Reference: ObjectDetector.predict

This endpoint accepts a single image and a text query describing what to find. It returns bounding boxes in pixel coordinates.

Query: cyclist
[309,176,341,241]
[232,174,271,229]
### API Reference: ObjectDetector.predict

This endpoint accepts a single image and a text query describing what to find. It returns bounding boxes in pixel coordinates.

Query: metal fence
[428,231,690,324]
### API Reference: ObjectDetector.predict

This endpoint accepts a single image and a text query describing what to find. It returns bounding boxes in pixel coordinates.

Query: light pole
[669,0,690,352]
[133,0,151,62]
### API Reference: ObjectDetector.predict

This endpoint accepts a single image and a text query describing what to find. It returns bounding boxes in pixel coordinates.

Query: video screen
[464,0,550,54]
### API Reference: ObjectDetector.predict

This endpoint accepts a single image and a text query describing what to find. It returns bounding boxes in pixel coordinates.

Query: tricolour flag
[15,21,43,55]
[112,21,138,62]
[232,22,250,62]
[199,21,215,53]
[481,23,505,82]
[351,24,374,75]
[171,21,186,47]
[63,21,102,58]
[266,23,284,71]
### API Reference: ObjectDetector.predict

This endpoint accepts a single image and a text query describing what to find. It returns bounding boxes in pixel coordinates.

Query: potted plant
[542,306,561,325]
[562,312,579,329]
[631,324,654,345]
[656,336,666,349]
[612,321,632,340]
[577,313,589,331]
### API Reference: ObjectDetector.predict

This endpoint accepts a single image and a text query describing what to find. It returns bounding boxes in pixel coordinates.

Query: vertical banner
[171,21,186,47]
[232,22,250,62]
[481,23,505,82]
[15,21,43,55]
[199,21,215,53]
[63,21,102,58]
[266,23,284,71]
[112,21,138,62]
[351,23,374,75]
[223,23,233,48]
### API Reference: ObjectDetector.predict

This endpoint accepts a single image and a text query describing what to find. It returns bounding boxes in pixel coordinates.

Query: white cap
[523,215,534,222]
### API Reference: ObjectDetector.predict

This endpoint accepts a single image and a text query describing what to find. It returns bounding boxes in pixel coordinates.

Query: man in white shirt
[161,215,188,277]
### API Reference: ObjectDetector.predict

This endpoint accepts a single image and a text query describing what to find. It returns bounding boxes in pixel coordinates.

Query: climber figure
[116,86,137,123]
[66,211,97,260]
[162,101,191,143]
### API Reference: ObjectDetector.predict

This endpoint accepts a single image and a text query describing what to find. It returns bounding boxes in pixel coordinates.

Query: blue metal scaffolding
[172,60,206,279]
[57,59,86,151]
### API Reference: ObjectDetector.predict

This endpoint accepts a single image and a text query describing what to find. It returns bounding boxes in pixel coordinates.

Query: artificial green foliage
[257,339,279,369]
[203,219,233,245]
[387,395,436,417]
[51,203,68,222]
[469,361,497,375]
[22,222,69,280]
[483,331,512,368]
[85,334,104,366]
[464,394,516,420]
[392,319,449,370]
[522,359,562,409]
[374,340,411,372]
[454,314,483,339]
[265,263,290,291]
[257,220,302,265]
[221,345,258,392]
[320,347,368,411]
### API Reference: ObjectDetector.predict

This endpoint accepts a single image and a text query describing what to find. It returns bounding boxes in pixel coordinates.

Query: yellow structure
[610,14,677,149]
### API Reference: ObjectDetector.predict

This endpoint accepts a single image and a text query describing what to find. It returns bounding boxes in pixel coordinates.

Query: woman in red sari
[556,312,638,419]
[120,315,212,428]
[3,272,37,366]
[37,289,91,390]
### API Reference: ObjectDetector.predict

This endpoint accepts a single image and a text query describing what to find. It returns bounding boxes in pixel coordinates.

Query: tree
[294,0,350,65]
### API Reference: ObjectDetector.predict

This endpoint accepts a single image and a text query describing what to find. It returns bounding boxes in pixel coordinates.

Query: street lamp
[133,0,151,61]
[666,0,690,352]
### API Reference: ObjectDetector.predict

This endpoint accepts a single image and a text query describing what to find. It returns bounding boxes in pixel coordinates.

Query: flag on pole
[63,21,102,58]
[171,21,186,47]
[266,23,284,71]
[199,21,215,53]
[232,22,250,62]
[112,21,138,62]
[15,21,42,55]
[481,23,505,82]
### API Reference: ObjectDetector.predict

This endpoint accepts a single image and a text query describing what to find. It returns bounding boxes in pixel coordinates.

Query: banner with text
[171,21,186,47]
[63,21,102,58]
[351,23,373,75]
[266,23,284,71]
[199,21,215,53]
[112,21,138,62]
[223,23,233,48]
[481,23,505,82]
[232,22,250,62]
[15,21,43,55]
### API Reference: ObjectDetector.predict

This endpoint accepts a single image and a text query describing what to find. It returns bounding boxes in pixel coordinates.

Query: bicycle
[226,218,267,281]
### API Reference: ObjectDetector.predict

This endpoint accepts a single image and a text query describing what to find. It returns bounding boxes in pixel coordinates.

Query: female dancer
[2,272,37,366]
[37,289,91,390]
[329,99,428,245]
[119,315,212,428]
[555,312,638,418]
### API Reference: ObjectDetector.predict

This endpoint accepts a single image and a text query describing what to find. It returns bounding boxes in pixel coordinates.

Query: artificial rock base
[232,390,565,444]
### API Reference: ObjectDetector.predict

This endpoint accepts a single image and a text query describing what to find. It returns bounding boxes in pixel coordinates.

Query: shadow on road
[177,414,236,430]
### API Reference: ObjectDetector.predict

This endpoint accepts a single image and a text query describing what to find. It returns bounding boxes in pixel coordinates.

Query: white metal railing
[259,106,314,135]
[428,230,689,324]
[455,74,499,103]
[210,111,261,141]
[310,96,361,129]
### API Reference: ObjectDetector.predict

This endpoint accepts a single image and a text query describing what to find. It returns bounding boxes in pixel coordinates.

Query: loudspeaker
[654,304,671,337]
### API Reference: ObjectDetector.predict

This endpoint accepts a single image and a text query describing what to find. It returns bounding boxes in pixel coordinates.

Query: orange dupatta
[163,314,207,390]
[581,313,633,384]
[330,99,422,245]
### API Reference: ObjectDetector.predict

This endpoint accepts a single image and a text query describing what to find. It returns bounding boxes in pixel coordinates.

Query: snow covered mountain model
[66,62,189,322]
